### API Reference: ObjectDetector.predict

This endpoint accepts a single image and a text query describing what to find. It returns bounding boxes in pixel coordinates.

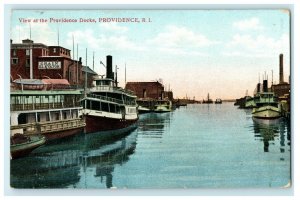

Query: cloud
[67,29,143,51]
[223,33,289,58]
[147,25,219,56]
[11,21,57,45]
[149,25,218,48]
[233,17,264,31]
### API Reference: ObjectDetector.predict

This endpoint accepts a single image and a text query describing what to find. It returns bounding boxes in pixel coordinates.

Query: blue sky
[10,10,290,100]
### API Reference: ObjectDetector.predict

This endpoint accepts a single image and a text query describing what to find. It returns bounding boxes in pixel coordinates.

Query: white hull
[154,105,172,113]
[252,105,281,119]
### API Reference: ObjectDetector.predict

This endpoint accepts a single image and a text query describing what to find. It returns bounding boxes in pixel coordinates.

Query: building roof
[126,81,164,87]
[13,79,70,85]
[82,66,98,75]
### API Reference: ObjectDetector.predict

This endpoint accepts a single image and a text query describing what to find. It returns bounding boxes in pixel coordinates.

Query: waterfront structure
[271,54,290,98]
[10,39,91,86]
[80,55,138,133]
[10,79,86,141]
[125,81,165,100]
[82,66,98,88]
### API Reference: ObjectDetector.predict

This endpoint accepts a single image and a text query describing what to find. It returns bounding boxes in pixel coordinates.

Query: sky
[10,9,290,100]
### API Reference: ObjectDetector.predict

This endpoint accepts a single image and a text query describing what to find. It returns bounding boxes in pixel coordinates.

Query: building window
[12,49,17,56]
[26,58,30,67]
[53,48,56,53]
[26,49,30,56]
[11,58,18,65]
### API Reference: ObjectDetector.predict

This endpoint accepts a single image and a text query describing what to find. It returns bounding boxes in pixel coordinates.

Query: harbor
[10,103,290,188]
[8,9,291,189]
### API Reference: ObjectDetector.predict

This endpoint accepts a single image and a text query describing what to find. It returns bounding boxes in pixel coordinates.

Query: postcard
[9,9,291,189]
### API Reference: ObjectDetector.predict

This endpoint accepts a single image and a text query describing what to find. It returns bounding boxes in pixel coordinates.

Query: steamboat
[80,55,138,133]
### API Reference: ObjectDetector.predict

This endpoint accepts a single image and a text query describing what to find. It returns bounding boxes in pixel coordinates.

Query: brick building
[125,81,165,100]
[10,39,83,85]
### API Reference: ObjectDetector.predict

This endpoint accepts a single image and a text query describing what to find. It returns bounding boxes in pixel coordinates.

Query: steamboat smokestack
[106,55,114,79]
[263,80,268,92]
[257,83,261,93]
[279,54,284,83]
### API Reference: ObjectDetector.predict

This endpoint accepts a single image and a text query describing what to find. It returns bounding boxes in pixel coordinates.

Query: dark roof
[82,66,98,75]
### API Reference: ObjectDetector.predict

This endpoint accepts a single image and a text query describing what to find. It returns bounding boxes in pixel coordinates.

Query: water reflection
[252,118,290,153]
[10,129,138,188]
[137,113,171,138]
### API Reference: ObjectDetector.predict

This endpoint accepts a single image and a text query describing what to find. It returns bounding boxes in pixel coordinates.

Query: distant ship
[202,93,213,104]
[215,98,222,104]
[80,55,138,133]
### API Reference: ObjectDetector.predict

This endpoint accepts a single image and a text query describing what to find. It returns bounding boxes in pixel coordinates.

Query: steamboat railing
[10,102,81,111]
[10,118,85,135]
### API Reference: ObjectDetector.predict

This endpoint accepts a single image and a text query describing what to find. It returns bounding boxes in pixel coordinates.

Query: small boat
[244,96,256,108]
[137,99,155,113]
[215,98,222,104]
[138,105,152,113]
[11,134,46,159]
[154,100,172,113]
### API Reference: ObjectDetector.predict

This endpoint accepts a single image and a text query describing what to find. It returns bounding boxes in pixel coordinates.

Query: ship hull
[42,127,84,141]
[84,115,138,134]
[252,106,281,119]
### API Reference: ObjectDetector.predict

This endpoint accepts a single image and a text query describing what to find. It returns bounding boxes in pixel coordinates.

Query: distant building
[10,39,83,85]
[82,66,98,88]
[271,83,290,98]
[125,81,164,100]
[271,53,290,98]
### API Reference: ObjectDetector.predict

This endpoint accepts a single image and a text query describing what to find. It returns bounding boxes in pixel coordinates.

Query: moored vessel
[80,55,138,133]
[154,99,172,113]
[252,80,281,120]
[10,79,86,141]
[10,134,46,159]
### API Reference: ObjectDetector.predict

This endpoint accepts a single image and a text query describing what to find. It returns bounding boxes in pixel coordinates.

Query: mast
[115,65,118,87]
[125,63,126,86]
[57,26,60,46]
[85,48,87,93]
[76,43,78,84]
[93,51,95,70]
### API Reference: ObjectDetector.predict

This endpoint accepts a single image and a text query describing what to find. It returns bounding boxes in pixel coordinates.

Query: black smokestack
[106,55,114,79]
[263,80,268,92]
[279,54,284,83]
[257,83,261,93]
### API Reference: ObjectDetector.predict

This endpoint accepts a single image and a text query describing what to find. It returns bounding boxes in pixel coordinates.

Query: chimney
[106,55,114,79]
[279,54,284,83]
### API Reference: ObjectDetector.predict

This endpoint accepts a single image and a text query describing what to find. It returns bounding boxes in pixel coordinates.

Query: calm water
[10,103,291,188]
